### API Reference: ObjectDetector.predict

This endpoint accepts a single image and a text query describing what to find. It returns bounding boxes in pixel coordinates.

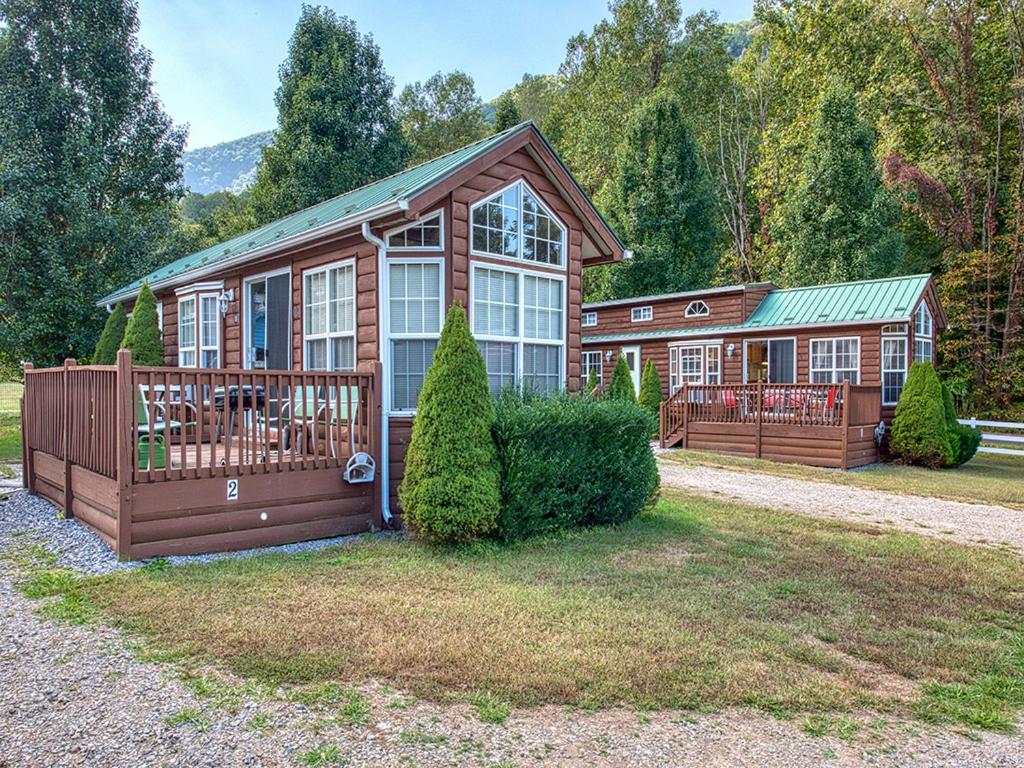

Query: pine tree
[398,71,488,164]
[638,359,662,414]
[92,304,128,365]
[248,7,407,223]
[781,81,905,286]
[0,0,185,368]
[121,283,164,366]
[493,94,522,132]
[606,354,637,403]
[603,93,721,298]
[398,305,500,543]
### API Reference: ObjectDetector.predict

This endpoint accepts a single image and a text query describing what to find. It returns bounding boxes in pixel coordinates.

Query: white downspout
[362,221,393,527]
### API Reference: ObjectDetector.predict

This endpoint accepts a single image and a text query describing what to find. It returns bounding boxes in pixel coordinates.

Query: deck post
[21,363,33,492]
[755,380,763,459]
[369,360,384,530]
[115,349,134,559]
[658,399,666,448]
[62,358,77,517]
[841,380,850,470]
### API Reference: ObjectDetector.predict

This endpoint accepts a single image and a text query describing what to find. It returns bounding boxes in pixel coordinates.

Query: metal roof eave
[582,282,774,310]
[97,198,409,307]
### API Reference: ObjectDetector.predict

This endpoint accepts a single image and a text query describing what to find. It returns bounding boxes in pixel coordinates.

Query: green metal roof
[100,122,537,305]
[583,274,932,344]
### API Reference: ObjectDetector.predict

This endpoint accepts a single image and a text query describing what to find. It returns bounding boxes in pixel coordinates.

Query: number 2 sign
[226,479,239,501]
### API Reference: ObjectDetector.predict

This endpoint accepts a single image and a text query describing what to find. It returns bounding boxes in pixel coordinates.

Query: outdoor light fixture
[605,350,614,362]
[726,343,736,357]
[218,288,235,317]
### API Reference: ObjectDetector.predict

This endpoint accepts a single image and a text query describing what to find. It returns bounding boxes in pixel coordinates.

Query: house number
[226,479,239,501]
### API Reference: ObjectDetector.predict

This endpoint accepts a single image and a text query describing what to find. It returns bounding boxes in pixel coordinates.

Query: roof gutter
[362,221,393,529]
[98,198,410,306]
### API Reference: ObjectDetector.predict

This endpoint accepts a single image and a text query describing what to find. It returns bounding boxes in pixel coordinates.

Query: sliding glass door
[744,339,796,383]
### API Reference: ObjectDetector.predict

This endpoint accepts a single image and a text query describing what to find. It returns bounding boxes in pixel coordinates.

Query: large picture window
[177,293,220,368]
[668,344,722,393]
[472,265,565,395]
[882,335,908,405]
[303,261,355,371]
[389,261,442,412]
[914,303,933,363]
[809,338,860,384]
[470,181,565,267]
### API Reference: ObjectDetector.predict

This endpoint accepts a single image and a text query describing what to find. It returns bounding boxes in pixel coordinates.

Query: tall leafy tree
[507,73,560,127]
[492,94,522,132]
[248,6,407,223]
[398,71,488,164]
[0,0,185,368]
[780,82,905,286]
[602,93,720,298]
[546,0,681,195]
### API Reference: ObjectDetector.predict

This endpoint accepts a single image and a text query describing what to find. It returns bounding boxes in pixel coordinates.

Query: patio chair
[136,387,183,470]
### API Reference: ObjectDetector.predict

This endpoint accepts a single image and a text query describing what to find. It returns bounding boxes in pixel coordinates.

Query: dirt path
[659,461,1024,553]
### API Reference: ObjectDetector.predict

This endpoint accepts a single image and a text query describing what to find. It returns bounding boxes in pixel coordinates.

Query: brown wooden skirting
[21,351,383,560]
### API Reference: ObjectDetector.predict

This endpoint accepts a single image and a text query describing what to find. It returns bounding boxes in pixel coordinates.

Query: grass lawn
[0,413,22,463]
[663,449,1024,510]
[28,491,1024,732]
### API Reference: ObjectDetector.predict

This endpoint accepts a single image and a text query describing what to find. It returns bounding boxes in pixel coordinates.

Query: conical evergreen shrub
[93,304,127,364]
[606,353,636,403]
[398,304,500,543]
[638,359,662,415]
[890,362,953,468]
[585,367,600,396]
[941,381,981,467]
[121,283,165,366]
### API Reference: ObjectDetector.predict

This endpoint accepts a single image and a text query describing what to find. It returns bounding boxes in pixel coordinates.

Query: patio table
[214,385,267,464]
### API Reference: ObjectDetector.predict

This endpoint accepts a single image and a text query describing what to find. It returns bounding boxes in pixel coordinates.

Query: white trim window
[472,264,565,395]
[177,293,220,368]
[882,335,908,405]
[303,261,355,371]
[914,302,933,363]
[810,338,860,384]
[386,211,443,250]
[631,306,653,323]
[178,296,196,368]
[668,344,721,393]
[581,311,597,328]
[470,180,565,267]
[581,350,602,386]
[685,300,710,318]
[388,261,443,412]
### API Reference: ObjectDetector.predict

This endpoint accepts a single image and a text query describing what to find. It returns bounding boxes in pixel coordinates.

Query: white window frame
[742,337,798,384]
[469,180,567,269]
[470,262,566,395]
[176,292,220,368]
[581,350,603,386]
[243,267,292,370]
[882,333,908,406]
[386,257,445,414]
[581,311,597,328]
[685,300,710,318]
[914,302,934,364]
[668,343,722,393]
[302,259,356,372]
[384,210,444,252]
[631,306,653,323]
[809,337,860,385]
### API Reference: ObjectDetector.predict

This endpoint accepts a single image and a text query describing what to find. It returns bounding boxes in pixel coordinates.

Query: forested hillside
[182,130,274,193]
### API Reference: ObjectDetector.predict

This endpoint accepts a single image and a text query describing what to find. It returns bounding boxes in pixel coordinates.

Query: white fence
[958,418,1024,457]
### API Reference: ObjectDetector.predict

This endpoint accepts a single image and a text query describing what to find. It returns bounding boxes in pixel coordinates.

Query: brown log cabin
[20,123,625,559]
[581,274,946,468]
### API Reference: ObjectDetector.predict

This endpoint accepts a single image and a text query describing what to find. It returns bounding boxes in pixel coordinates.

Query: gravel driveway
[659,461,1024,554]
[3,490,1024,766]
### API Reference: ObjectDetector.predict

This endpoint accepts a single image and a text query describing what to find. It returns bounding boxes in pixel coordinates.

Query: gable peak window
[685,300,709,318]
[387,212,442,250]
[914,303,934,364]
[470,181,565,267]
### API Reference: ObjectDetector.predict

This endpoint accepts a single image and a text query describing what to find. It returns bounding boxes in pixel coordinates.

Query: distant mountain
[182,130,274,194]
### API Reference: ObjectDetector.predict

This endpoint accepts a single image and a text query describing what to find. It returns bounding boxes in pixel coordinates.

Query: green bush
[891,363,953,469]
[398,305,500,544]
[492,390,659,541]
[638,359,662,415]
[121,283,164,366]
[941,382,981,467]
[606,353,636,403]
[93,303,127,365]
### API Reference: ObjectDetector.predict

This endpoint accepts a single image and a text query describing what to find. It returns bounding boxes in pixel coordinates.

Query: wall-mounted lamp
[218,288,235,317]
[726,343,736,357]
[605,350,615,362]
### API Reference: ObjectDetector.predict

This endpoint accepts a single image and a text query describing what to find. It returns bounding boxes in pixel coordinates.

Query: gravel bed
[0,491,394,575]
[659,461,1024,554]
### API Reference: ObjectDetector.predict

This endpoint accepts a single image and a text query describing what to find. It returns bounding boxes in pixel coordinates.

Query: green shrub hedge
[941,381,981,467]
[491,390,660,541]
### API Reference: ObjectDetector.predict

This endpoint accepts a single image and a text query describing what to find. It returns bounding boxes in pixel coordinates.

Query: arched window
[470,181,565,267]
[685,300,710,318]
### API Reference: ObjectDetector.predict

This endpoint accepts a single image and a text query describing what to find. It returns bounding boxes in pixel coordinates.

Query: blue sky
[137,0,754,150]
